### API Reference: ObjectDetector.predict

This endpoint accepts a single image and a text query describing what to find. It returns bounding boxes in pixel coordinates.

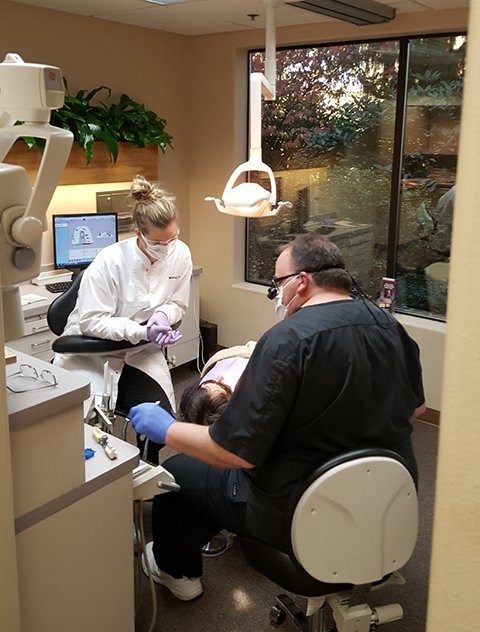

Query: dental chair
[240,448,418,632]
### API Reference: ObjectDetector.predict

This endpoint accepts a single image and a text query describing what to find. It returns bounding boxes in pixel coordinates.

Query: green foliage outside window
[247,36,466,319]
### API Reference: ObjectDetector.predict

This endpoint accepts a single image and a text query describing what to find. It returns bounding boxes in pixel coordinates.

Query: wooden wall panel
[5,142,158,186]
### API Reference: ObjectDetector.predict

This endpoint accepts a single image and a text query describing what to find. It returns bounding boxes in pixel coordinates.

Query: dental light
[0,53,73,341]
[205,0,292,218]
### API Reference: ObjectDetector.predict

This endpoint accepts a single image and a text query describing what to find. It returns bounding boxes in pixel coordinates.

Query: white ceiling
[5,0,469,36]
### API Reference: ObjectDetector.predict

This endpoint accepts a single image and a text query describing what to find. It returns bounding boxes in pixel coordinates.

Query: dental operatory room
[1,0,480,630]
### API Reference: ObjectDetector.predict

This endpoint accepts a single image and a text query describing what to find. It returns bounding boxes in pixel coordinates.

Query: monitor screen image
[53,213,118,269]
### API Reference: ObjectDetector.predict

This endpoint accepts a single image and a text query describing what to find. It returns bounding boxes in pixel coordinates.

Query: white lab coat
[54,237,192,415]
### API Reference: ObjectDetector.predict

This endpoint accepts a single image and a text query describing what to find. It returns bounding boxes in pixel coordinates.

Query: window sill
[395,312,446,334]
[232,281,268,296]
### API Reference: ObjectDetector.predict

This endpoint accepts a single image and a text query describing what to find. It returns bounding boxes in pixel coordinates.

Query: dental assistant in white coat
[54,175,193,463]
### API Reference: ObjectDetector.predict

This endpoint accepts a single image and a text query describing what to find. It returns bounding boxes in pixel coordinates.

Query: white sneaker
[141,542,203,601]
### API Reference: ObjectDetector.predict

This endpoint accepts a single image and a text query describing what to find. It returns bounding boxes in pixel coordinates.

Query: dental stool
[47,269,149,427]
[240,449,418,632]
[47,269,149,355]
[47,269,178,435]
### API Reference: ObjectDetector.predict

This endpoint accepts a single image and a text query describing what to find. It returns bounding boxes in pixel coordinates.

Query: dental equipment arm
[205,1,292,218]
[0,54,73,341]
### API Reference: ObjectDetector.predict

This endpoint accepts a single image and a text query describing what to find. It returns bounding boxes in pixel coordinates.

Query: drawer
[32,349,56,363]
[167,338,199,368]
[8,331,57,357]
[24,314,51,336]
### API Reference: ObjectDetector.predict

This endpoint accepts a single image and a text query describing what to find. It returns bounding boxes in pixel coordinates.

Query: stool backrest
[47,269,85,336]
[291,453,418,585]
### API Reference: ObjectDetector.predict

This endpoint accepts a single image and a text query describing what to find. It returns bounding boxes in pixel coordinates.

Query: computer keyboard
[45,281,73,293]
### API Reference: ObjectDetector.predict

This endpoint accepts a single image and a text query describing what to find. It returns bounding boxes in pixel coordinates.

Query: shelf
[5,141,158,186]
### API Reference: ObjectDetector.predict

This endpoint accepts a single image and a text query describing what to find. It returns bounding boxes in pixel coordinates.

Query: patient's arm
[166,422,254,470]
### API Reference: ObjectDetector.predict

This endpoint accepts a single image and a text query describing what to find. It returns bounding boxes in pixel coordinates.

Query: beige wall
[426,0,480,626]
[0,0,192,243]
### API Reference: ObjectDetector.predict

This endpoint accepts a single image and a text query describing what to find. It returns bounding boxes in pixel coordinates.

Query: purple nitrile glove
[155,329,182,346]
[146,312,173,345]
[128,402,176,444]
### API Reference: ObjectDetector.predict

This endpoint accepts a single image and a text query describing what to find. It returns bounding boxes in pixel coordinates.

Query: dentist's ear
[296,271,310,295]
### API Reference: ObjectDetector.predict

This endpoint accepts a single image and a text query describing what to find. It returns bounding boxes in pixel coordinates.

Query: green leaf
[85,86,111,102]
[47,77,172,162]
[20,136,38,150]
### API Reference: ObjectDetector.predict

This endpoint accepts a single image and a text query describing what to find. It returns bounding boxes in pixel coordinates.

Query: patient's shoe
[202,530,236,557]
[142,542,203,601]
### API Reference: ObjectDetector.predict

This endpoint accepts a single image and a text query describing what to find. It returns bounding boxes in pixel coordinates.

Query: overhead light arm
[249,72,274,160]
[206,0,292,218]
[264,1,277,93]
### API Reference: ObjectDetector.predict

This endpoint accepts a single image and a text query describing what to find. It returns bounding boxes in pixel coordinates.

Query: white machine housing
[0,53,73,340]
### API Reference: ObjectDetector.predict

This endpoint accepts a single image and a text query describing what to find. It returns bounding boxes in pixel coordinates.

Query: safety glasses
[142,228,180,247]
[267,272,300,300]
[7,363,58,393]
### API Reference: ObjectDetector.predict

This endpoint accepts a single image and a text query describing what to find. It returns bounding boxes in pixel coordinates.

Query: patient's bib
[199,357,249,391]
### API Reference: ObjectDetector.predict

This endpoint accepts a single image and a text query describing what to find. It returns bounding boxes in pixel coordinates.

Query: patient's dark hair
[180,379,233,426]
[282,233,352,293]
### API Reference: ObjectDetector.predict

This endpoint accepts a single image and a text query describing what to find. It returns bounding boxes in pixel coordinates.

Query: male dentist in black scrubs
[129,233,425,601]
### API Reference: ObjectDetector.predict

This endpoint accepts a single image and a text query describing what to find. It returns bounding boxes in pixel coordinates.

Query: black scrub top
[209,299,424,548]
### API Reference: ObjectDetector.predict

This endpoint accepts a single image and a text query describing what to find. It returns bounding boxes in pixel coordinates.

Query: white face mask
[273,275,299,320]
[141,233,178,261]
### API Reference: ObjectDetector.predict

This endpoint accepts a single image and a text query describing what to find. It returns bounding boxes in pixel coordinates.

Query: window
[246,35,466,320]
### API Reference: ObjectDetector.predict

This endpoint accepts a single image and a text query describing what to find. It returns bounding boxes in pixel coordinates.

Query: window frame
[246,31,467,323]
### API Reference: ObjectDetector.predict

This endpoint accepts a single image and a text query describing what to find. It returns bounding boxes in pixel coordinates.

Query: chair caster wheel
[270,604,286,626]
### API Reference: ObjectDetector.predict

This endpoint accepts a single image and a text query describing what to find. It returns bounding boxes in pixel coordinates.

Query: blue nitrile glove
[146,312,182,346]
[128,402,176,444]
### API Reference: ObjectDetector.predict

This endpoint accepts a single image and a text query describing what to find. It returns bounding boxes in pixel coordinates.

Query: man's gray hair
[283,233,352,293]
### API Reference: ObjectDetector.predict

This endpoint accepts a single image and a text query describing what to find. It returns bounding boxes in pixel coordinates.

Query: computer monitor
[52,213,118,271]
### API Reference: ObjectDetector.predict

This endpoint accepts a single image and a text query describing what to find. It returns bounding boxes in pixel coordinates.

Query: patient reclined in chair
[180,341,256,426]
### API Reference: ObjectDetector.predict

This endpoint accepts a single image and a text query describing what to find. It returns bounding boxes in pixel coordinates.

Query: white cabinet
[8,352,138,632]
[167,266,201,368]
[8,286,58,362]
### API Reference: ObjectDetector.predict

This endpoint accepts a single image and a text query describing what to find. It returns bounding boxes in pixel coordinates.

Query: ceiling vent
[287,0,396,26]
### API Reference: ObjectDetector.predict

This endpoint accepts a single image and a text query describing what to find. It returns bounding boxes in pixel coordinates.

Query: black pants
[152,454,250,578]
[115,363,172,465]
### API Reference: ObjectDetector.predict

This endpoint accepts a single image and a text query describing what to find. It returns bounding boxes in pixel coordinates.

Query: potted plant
[18,81,173,164]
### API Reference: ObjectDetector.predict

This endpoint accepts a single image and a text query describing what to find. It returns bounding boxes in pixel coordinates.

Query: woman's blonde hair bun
[129,175,163,203]
[128,175,178,232]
